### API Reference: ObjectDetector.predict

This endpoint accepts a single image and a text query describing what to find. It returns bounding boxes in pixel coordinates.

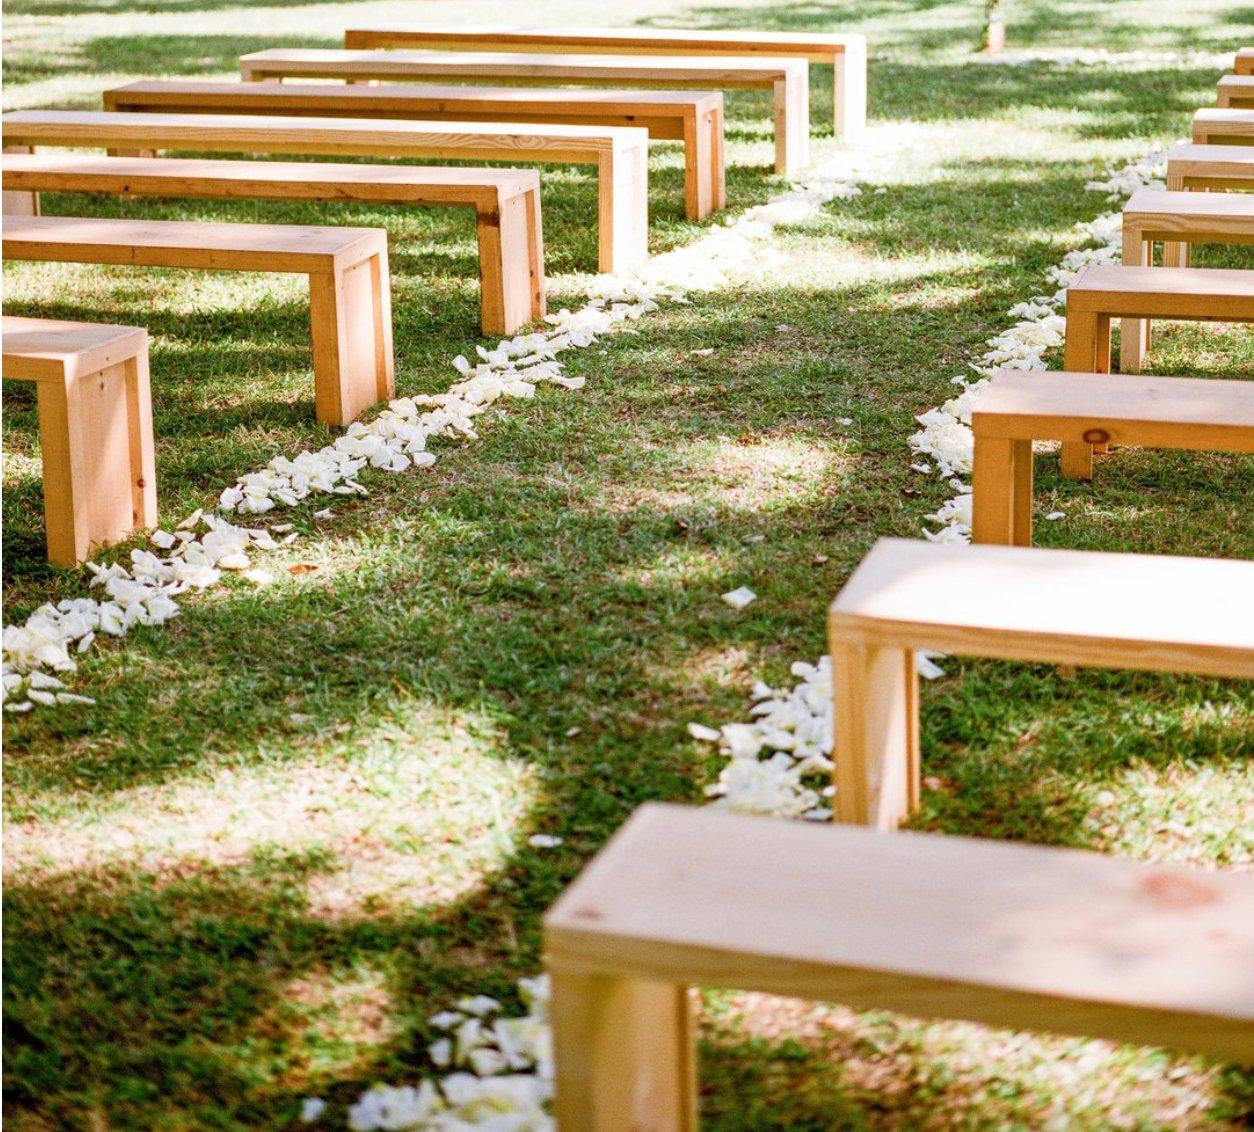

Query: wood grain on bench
[238,48,811,177]
[828,538,1254,829]
[1,153,543,337]
[342,25,867,141]
[971,369,1254,542]
[2,108,643,276]
[3,315,157,566]
[545,802,1254,1129]
[5,215,394,427]
[102,79,726,222]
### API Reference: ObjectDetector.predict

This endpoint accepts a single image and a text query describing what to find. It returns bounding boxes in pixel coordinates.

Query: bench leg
[549,966,697,1132]
[308,252,395,426]
[683,105,726,221]
[833,40,868,142]
[1119,228,1151,374]
[1161,240,1190,268]
[597,143,649,274]
[476,192,545,336]
[1060,310,1110,478]
[37,352,157,567]
[972,435,1034,543]
[774,76,810,177]
[832,641,919,830]
[3,144,39,216]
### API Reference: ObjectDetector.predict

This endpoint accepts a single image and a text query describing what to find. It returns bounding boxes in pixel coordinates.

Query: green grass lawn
[4,0,1254,1127]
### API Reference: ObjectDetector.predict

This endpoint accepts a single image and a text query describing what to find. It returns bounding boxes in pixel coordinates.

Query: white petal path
[318,142,1178,1130]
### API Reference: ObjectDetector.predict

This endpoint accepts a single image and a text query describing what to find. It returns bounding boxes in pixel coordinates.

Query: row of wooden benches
[537,54,1254,1127]
[2,24,870,566]
[544,529,1254,1128]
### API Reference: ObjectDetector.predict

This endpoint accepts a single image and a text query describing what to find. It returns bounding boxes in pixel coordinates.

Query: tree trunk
[983,0,1006,53]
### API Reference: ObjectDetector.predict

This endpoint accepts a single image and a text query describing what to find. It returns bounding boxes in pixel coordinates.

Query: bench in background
[827,538,1254,829]
[970,369,1254,542]
[3,108,644,277]
[1061,264,1254,473]
[5,215,394,428]
[1119,187,1254,370]
[2,316,157,566]
[342,25,867,142]
[1,153,543,337]
[238,48,811,178]
[102,79,726,223]
[1192,108,1254,145]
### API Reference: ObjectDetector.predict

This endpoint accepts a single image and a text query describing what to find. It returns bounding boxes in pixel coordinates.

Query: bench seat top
[1238,46,1254,74]
[104,79,723,118]
[4,214,386,274]
[545,802,1254,1062]
[1067,264,1254,320]
[344,25,865,57]
[1218,74,1254,94]
[1124,186,1254,223]
[1193,108,1254,139]
[1165,142,1254,173]
[239,48,808,86]
[972,370,1254,449]
[3,108,647,160]
[1,152,539,209]
[2,314,146,383]
[827,538,1254,677]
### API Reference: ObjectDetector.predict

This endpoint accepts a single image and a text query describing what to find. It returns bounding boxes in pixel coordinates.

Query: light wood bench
[1217,73,1254,108]
[1164,142,1254,191]
[5,215,394,428]
[239,48,811,178]
[1192,108,1254,145]
[1,153,542,338]
[2,316,157,567]
[971,369,1254,542]
[828,538,1254,829]
[102,80,725,224]
[343,25,867,142]
[1119,187,1254,371]
[1062,264,1254,474]
[1237,47,1254,76]
[545,802,1254,1130]
[2,108,646,276]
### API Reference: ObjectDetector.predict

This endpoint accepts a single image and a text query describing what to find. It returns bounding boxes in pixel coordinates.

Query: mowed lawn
[3,0,1254,1127]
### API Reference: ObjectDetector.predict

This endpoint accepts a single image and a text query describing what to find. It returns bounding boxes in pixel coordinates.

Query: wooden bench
[239,48,811,178]
[1164,142,1254,191]
[3,108,646,276]
[342,25,867,142]
[102,80,725,224]
[828,538,1254,829]
[3,316,157,567]
[971,369,1254,543]
[1237,47,1254,76]
[545,802,1254,1129]
[1119,187,1254,370]
[1217,73,1254,108]
[1192,108,1254,146]
[0,153,542,338]
[5,215,394,428]
[1062,264,1254,474]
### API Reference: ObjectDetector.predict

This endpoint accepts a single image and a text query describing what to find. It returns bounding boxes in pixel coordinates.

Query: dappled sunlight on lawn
[6,703,541,919]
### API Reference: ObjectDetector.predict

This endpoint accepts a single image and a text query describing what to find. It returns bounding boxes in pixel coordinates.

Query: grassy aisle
[4,0,1253,1127]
